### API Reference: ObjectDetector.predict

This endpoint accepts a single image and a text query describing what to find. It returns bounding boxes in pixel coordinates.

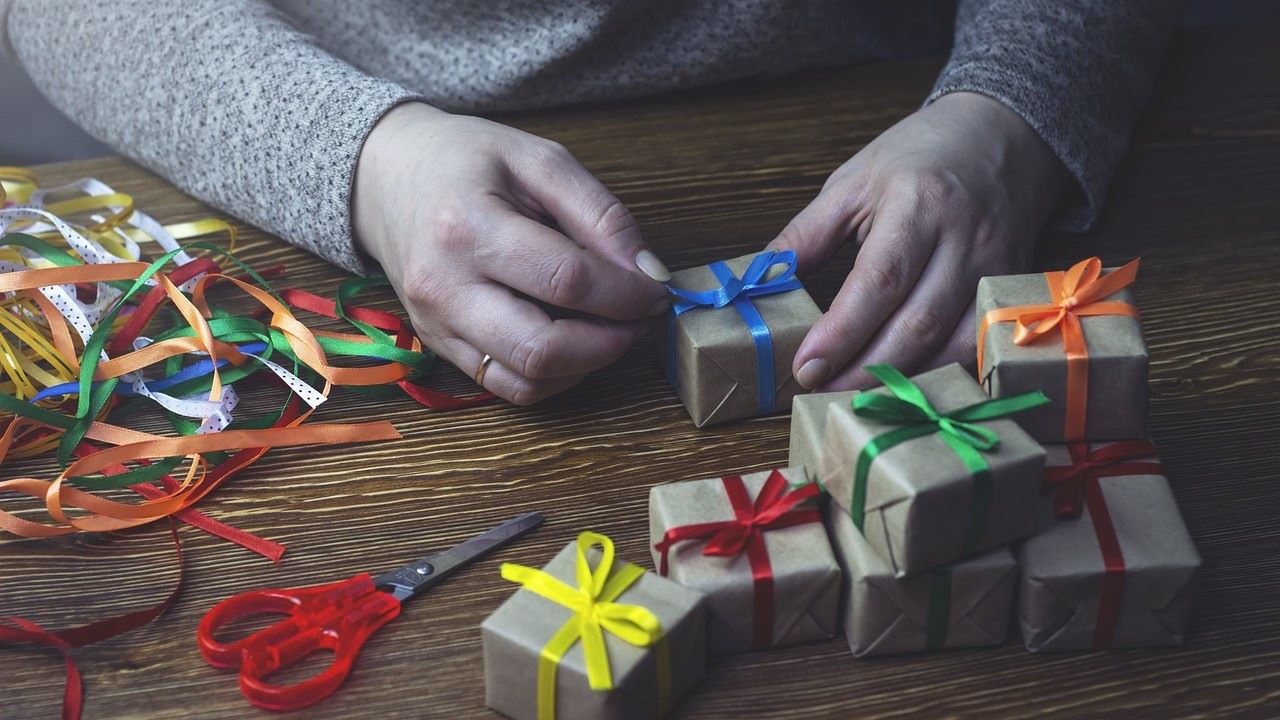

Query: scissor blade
[372,512,544,603]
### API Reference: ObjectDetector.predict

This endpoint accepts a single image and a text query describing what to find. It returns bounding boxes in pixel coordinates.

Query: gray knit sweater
[2,1,1181,275]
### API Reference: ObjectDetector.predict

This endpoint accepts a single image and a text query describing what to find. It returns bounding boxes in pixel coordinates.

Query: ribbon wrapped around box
[649,468,838,654]
[657,250,821,427]
[482,532,707,720]
[976,257,1148,442]
[825,501,1017,657]
[788,390,856,485]
[1019,441,1201,652]
[820,363,1048,576]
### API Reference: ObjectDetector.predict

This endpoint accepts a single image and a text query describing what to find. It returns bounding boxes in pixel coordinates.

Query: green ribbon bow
[849,364,1048,554]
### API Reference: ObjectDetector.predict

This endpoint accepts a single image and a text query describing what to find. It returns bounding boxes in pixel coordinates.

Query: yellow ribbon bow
[501,531,670,720]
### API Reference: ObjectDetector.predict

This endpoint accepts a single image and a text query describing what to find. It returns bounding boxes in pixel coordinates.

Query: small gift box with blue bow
[482,532,707,720]
[820,363,1049,576]
[658,250,821,427]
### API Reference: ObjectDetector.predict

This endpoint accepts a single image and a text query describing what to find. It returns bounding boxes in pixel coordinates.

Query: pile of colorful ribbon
[0,169,488,717]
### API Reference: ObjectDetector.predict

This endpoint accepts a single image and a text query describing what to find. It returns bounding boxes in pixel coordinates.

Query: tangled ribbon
[977,257,1140,440]
[501,532,669,720]
[0,171,490,718]
[667,250,802,414]
[848,364,1048,553]
[1043,441,1163,648]
[653,470,820,648]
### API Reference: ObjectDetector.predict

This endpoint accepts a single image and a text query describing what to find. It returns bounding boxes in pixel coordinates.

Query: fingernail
[635,249,672,283]
[796,358,831,389]
[649,297,672,316]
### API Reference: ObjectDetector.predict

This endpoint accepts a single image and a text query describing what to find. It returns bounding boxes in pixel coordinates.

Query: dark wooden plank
[3,18,1280,720]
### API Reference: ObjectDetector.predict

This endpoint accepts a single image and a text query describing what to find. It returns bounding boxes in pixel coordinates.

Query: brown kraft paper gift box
[975,263,1148,442]
[1019,442,1201,652]
[648,467,840,654]
[482,536,707,720]
[825,502,1017,657]
[788,390,856,485]
[656,251,821,427]
[820,363,1047,577]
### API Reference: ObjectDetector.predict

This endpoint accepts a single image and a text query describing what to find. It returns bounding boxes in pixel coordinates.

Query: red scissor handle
[196,573,401,711]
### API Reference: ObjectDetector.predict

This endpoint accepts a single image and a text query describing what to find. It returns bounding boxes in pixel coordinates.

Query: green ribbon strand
[848,364,1048,554]
[924,566,953,650]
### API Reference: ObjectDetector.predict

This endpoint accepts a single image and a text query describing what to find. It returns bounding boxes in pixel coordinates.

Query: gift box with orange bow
[975,257,1148,442]
[648,467,840,654]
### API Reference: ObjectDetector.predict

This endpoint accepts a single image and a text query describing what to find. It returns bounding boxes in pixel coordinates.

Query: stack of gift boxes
[480,251,1201,719]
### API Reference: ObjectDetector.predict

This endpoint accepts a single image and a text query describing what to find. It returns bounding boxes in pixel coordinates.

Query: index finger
[479,206,669,321]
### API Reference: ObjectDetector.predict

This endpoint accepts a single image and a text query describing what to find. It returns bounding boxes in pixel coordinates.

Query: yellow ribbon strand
[501,531,670,720]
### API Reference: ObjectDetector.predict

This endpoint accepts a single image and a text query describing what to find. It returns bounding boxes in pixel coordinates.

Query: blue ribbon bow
[666,250,802,414]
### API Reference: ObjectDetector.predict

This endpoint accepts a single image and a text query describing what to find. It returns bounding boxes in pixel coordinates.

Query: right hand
[353,103,671,405]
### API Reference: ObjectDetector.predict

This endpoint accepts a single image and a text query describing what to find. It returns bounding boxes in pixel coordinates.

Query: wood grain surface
[3,19,1280,720]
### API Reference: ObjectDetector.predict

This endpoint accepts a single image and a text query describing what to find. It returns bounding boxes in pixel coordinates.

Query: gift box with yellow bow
[976,257,1148,442]
[482,532,707,720]
[648,467,840,655]
[657,250,821,427]
[820,363,1048,576]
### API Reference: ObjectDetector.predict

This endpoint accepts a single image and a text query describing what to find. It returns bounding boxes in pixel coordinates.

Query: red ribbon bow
[1044,441,1163,649]
[654,469,821,648]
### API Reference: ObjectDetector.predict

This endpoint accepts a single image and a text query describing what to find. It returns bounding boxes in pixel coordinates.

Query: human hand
[768,91,1071,390]
[353,103,671,405]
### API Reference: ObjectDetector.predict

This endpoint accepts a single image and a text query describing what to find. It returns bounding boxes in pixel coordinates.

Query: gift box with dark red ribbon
[648,467,840,654]
[1018,441,1201,652]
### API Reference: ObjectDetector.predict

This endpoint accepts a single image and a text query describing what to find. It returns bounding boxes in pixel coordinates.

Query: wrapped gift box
[976,258,1148,442]
[821,363,1047,576]
[825,502,1017,656]
[483,532,707,720]
[656,250,821,427]
[649,467,839,654]
[1019,441,1201,651]
[788,390,856,485]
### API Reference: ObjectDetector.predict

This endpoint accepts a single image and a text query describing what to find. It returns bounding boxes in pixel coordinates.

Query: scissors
[197,512,544,711]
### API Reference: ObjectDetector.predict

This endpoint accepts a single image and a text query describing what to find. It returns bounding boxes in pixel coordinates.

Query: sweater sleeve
[927,0,1185,231]
[1,0,422,274]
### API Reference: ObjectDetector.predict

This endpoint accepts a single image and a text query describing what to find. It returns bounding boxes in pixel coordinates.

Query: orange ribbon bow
[977,257,1140,440]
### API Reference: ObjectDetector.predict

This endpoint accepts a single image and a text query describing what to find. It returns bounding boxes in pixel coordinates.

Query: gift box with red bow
[976,257,1149,442]
[1018,441,1201,652]
[648,467,840,654]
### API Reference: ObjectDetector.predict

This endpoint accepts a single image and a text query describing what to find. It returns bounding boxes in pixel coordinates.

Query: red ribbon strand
[654,469,820,648]
[1044,441,1163,648]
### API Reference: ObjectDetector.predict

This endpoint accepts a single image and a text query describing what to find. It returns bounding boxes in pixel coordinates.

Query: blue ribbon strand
[666,250,802,414]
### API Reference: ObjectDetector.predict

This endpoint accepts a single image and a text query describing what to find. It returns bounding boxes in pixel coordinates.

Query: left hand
[768,91,1071,390]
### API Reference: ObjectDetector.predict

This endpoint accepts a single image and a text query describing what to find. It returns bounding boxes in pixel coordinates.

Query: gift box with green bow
[820,363,1049,576]
[482,532,707,720]
[825,500,1018,656]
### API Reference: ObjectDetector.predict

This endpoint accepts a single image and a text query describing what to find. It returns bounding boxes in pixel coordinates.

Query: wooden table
[4,18,1280,720]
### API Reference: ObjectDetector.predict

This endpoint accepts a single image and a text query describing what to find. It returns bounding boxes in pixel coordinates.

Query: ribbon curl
[848,364,1048,554]
[654,470,820,648]
[667,251,802,414]
[501,532,669,720]
[977,257,1140,440]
